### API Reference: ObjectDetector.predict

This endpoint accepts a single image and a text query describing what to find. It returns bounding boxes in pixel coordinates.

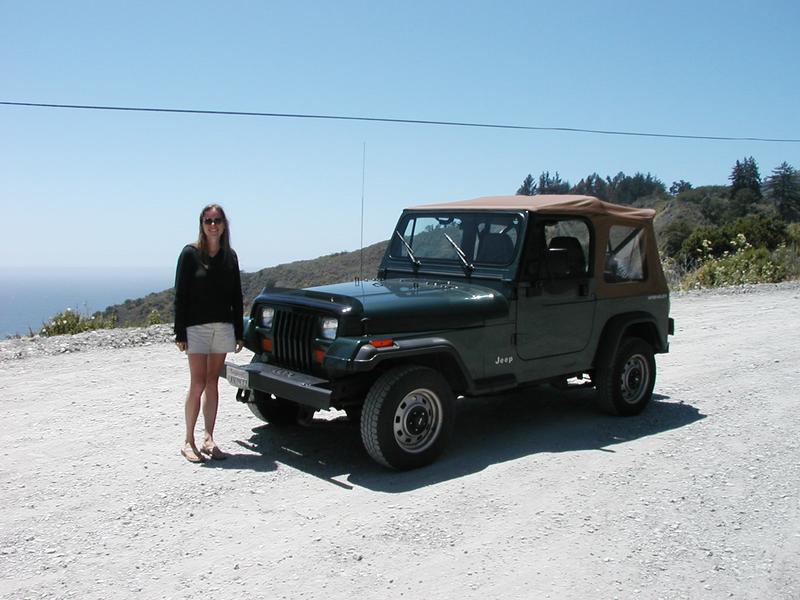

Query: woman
[174,204,244,463]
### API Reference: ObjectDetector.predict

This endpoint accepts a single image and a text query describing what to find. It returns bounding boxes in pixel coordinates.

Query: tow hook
[235,388,251,403]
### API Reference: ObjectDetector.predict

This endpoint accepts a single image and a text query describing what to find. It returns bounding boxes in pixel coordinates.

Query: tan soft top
[409,195,655,221]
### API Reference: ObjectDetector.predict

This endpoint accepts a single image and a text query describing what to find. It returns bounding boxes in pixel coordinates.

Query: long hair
[196,204,232,262]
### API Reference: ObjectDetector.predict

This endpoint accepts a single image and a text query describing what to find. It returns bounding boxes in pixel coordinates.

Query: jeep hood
[258,278,509,335]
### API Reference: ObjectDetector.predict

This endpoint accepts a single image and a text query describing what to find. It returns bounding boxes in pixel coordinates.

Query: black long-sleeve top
[173,244,244,343]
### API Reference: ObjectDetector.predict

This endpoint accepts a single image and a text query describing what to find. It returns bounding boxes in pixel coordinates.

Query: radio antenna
[359,142,366,281]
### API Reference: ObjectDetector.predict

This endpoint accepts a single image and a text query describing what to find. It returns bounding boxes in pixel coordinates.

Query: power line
[1,100,798,143]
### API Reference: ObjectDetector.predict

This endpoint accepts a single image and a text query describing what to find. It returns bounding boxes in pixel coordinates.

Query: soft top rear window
[604,225,647,282]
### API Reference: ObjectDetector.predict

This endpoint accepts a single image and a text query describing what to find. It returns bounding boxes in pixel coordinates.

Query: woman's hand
[235,340,244,353]
[176,341,187,352]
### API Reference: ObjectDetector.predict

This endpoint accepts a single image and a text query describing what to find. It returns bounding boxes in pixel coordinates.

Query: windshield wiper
[444,233,474,275]
[394,230,421,268]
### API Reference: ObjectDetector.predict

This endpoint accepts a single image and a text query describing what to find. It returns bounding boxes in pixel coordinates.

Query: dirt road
[1,284,799,599]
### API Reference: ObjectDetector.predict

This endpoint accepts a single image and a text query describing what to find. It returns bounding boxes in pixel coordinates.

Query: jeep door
[515,216,596,360]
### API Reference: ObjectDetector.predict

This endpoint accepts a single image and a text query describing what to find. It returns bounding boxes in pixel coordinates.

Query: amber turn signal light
[261,337,273,352]
[370,338,394,348]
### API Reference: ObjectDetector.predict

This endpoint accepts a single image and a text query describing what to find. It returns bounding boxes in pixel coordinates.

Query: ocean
[0,267,174,338]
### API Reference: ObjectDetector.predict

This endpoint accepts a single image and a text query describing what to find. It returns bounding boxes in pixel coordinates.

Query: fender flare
[351,337,474,393]
[593,312,662,372]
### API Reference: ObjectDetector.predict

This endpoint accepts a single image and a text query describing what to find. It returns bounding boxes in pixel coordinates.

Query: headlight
[260,307,275,329]
[320,317,338,340]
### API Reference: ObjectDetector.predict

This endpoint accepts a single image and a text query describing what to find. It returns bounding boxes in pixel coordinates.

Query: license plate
[226,366,249,389]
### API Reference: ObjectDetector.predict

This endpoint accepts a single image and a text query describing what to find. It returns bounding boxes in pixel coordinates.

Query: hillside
[96,186,794,328]
[94,198,699,327]
[98,241,389,326]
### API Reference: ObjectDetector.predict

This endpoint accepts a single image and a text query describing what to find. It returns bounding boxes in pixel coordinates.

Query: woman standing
[174,204,244,463]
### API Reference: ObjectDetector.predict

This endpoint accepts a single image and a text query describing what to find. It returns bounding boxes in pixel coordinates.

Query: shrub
[773,244,800,280]
[679,214,789,266]
[147,309,163,325]
[660,254,692,290]
[660,218,695,257]
[39,309,117,337]
[675,185,729,221]
[681,238,787,289]
[773,225,800,280]
[788,222,800,245]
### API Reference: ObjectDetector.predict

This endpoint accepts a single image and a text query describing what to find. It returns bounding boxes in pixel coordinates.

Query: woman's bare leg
[201,353,227,456]
[183,353,208,461]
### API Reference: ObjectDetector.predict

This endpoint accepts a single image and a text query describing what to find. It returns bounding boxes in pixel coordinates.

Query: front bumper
[222,361,333,410]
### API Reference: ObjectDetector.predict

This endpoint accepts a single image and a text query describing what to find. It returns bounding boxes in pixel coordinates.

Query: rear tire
[248,390,300,426]
[596,337,655,416]
[360,366,455,470]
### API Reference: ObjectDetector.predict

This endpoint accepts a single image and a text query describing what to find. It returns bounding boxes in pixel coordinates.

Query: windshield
[390,212,523,266]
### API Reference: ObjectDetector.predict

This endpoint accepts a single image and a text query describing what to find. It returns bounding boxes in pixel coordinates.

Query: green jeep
[224,194,674,470]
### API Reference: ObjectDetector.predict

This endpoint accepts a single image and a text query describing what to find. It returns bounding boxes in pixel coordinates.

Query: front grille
[272,309,316,371]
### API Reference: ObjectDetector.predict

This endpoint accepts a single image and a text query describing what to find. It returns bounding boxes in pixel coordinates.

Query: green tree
[606,172,666,204]
[669,180,693,196]
[570,173,609,200]
[516,174,537,196]
[670,185,728,221]
[764,162,800,221]
[728,188,760,220]
[537,171,570,194]
[729,156,762,200]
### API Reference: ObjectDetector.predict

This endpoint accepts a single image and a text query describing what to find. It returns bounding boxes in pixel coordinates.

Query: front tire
[596,337,656,416]
[248,390,300,426]
[360,366,455,470]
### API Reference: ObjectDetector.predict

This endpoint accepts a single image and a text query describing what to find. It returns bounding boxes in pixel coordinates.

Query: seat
[476,233,514,264]
[547,236,586,277]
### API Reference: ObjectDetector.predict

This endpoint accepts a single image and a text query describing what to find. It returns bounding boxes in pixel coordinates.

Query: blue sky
[2,0,798,275]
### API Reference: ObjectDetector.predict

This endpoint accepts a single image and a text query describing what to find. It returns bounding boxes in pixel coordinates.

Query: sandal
[181,446,206,463]
[200,445,227,460]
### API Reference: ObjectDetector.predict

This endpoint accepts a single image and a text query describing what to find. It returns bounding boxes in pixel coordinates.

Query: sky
[2,0,799,276]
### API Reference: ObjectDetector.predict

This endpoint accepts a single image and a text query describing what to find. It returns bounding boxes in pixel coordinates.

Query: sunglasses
[202,217,225,225]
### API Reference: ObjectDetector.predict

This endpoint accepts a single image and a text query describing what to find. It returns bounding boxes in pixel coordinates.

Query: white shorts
[186,322,236,354]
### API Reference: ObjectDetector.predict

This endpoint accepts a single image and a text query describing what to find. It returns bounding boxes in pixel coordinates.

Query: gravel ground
[1,282,798,599]
[0,324,175,363]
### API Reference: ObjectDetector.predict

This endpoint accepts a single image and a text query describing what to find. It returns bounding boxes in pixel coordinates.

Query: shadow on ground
[221,387,704,492]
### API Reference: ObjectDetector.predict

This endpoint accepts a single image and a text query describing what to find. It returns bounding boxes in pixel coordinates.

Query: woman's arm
[173,246,194,343]
[230,251,244,342]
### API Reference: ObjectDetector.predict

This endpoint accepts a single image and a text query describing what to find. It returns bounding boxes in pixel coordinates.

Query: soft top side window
[523,217,592,280]
[605,225,647,283]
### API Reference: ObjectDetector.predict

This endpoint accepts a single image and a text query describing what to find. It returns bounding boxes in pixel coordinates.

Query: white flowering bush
[681,234,788,289]
[39,308,118,337]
